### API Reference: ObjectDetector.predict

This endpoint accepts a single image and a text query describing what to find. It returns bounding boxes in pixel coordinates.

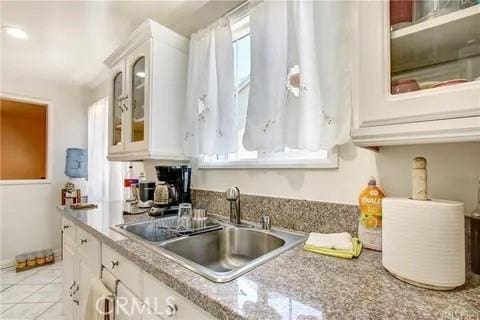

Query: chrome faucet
[225,186,241,225]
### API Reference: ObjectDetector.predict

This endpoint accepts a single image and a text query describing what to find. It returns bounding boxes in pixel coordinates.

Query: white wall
[143,141,480,213]
[92,61,480,216]
[0,73,89,266]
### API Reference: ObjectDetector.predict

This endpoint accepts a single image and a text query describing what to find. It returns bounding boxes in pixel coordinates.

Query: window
[199,14,337,169]
[0,96,51,182]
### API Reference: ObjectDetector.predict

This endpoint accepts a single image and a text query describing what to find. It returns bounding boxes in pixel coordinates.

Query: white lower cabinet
[142,272,216,320]
[61,219,101,320]
[116,282,143,320]
[101,243,142,296]
[101,244,216,320]
[142,308,165,320]
[62,236,77,320]
[63,225,216,320]
[77,257,98,320]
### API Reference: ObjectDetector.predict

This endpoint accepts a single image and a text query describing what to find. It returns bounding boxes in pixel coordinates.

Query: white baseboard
[1,247,61,269]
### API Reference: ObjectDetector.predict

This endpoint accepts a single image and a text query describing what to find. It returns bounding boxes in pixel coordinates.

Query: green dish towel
[304,238,362,259]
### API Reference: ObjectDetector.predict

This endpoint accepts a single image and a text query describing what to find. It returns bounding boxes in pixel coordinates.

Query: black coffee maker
[149,165,191,216]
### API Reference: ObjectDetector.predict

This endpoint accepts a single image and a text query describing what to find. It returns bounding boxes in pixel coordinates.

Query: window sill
[0,179,52,186]
[198,150,338,169]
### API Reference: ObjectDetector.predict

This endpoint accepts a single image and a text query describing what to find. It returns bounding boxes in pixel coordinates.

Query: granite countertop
[60,202,480,320]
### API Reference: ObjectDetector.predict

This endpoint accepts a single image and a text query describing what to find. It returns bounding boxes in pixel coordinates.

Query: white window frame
[198,5,339,170]
[0,93,53,185]
[198,148,338,169]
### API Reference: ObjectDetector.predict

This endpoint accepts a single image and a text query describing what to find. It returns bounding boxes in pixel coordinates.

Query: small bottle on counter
[471,177,480,275]
[124,165,139,202]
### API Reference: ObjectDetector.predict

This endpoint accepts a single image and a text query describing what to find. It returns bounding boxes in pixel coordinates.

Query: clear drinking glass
[177,203,192,231]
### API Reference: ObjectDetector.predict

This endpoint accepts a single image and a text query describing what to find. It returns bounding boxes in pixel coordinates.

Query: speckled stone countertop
[60,202,480,320]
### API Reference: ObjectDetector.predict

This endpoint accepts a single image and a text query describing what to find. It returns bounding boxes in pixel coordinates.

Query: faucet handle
[261,215,271,230]
[225,186,240,201]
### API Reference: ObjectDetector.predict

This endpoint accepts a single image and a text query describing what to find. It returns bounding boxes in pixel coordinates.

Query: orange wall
[0,99,47,180]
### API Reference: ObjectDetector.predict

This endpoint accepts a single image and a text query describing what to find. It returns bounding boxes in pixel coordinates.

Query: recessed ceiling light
[1,26,29,39]
[136,72,145,78]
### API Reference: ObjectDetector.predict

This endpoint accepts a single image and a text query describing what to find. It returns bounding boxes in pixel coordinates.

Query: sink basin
[112,216,306,282]
[161,227,285,273]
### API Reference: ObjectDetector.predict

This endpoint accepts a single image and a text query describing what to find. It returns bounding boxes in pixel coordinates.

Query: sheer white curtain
[243,0,352,152]
[183,17,237,156]
[87,97,125,202]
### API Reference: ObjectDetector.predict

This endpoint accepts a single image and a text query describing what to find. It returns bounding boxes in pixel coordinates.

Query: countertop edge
[60,209,246,320]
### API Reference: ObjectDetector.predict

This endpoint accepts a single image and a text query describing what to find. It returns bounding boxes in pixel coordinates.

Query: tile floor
[0,261,65,320]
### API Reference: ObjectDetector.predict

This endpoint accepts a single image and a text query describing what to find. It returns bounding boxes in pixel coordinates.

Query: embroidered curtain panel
[243,0,353,152]
[87,97,125,202]
[183,17,238,156]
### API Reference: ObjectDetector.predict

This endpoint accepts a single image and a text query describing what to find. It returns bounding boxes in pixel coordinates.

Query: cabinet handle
[63,225,70,230]
[80,239,87,245]
[69,281,76,297]
[122,101,128,111]
[72,284,79,295]
[165,303,178,318]
[111,261,119,269]
[73,299,79,305]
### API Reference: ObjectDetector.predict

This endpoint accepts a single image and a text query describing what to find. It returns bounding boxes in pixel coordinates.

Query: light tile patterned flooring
[0,261,65,320]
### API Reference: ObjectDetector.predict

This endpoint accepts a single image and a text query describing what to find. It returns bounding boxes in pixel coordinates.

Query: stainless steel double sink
[112,216,306,282]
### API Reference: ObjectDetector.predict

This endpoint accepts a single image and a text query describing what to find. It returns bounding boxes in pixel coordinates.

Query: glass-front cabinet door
[390,1,480,95]
[355,1,480,129]
[109,60,126,154]
[113,72,123,145]
[125,40,150,152]
[131,57,145,143]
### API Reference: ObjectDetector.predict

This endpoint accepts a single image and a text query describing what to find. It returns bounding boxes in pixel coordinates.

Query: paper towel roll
[382,197,465,290]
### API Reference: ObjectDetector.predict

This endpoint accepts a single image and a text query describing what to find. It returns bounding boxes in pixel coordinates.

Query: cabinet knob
[80,239,87,245]
[111,261,119,269]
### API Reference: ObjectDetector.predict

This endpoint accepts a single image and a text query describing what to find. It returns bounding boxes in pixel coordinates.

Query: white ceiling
[0,0,242,89]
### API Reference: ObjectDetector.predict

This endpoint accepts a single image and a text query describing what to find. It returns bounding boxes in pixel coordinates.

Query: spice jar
[45,250,54,264]
[36,252,46,266]
[26,254,36,268]
[15,255,27,271]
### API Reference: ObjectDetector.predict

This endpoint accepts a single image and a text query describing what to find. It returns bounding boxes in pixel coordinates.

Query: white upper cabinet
[105,19,189,161]
[351,2,480,147]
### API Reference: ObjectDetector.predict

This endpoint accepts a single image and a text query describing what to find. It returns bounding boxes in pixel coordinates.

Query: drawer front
[76,227,100,270]
[102,244,142,297]
[116,282,142,320]
[142,306,165,320]
[61,217,76,242]
[142,273,216,320]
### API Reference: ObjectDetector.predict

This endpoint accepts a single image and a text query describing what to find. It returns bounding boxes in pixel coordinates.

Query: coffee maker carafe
[149,165,191,216]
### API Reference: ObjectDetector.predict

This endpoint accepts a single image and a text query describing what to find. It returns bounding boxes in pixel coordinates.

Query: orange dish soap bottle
[358,177,385,251]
